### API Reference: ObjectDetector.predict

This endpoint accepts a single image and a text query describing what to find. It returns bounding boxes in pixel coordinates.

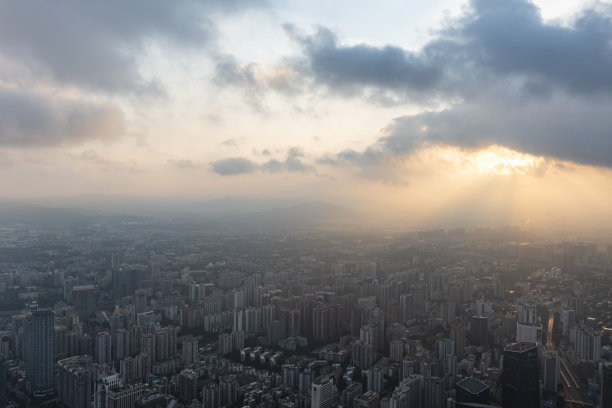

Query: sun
[470,146,543,176]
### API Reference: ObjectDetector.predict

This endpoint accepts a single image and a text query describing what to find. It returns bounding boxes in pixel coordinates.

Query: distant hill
[0,196,360,230]
[0,199,93,227]
[214,200,360,229]
[0,199,143,228]
[187,196,297,215]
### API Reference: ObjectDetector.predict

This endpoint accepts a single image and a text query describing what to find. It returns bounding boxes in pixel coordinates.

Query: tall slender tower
[25,309,55,397]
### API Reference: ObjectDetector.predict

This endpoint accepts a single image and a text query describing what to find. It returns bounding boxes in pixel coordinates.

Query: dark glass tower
[456,377,490,406]
[470,315,489,346]
[25,309,55,397]
[602,360,612,408]
[502,342,539,408]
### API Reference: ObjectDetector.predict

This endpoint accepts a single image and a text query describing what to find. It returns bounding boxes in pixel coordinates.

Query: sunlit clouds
[0,0,610,230]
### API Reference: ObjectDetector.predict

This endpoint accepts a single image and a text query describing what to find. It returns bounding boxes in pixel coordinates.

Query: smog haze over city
[1,1,612,408]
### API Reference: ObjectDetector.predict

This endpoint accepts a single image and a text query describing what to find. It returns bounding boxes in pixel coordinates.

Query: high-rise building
[72,285,96,320]
[517,301,537,324]
[365,367,385,394]
[423,376,444,408]
[353,390,379,408]
[313,305,339,342]
[543,350,560,393]
[283,364,299,389]
[25,309,55,397]
[289,309,301,337]
[456,377,490,406]
[220,376,239,406]
[470,315,488,347]
[107,383,147,408]
[94,373,121,408]
[181,336,199,364]
[113,329,130,362]
[341,382,362,408]
[390,340,403,362]
[311,375,337,408]
[399,294,414,323]
[178,369,198,403]
[95,331,112,364]
[516,322,542,343]
[574,324,601,362]
[502,342,539,408]
[602,360,612,408]
[134,289,148,314]
[390,374,422,408]
[57,356,93,408]
[202,382,220,408]
[0,355,6,408]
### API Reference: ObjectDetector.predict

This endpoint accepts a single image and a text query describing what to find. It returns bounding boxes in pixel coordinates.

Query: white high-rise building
[517,322,542,343]
[311,375,337,408]
[573,325,601,362]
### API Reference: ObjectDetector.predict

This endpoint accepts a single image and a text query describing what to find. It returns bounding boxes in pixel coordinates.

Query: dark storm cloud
[289,0,612,99]
[384,100,612,168]
[286,24,442,97]
[320,98,612,170]
[211,157,258,175]
[456,0,612,95]
[0,88,124,147]
[302,0,612,171]
[0,0,264,94]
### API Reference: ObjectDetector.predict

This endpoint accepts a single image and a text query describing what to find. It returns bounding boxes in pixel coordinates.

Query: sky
[1,0,612,229]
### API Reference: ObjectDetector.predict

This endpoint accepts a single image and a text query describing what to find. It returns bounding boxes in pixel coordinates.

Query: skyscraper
[311,375,337,408]
[423,376,444,408]
[602,360,612,408]
[134,289,148,314]
[543,350,560,393]
[95,331,112,364]
[0,355,6,408]
[399,293,414,323]
[502,342,539,408]
[58,356,93,408]
[25,309,55,397]
[470,315,488,346]
[456,377,490,406]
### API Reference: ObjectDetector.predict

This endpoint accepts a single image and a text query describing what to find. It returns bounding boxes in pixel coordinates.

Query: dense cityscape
[2,0,612,407]
[0,211,611,408]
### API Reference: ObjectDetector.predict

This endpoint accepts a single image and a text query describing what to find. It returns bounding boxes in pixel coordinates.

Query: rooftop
[504,342,537,353]
[456,377,489,395]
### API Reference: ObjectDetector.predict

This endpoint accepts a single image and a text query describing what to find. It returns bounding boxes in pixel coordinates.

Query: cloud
[168,159,201,169]
[213,54,301,110]
[212,148,315,176]
[318,96,612,174]
[290,0,612,172]
[286,24,441,99]
[0,88,124,147]
[262,147,314,173]
[221,138,240,147]
[284,0,612,101]
[211,157,258,175]
[0,0,264,95]
[385,99,612,168]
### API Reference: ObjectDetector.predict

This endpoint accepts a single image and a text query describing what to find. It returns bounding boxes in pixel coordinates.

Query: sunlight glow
[471,147,543,175]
